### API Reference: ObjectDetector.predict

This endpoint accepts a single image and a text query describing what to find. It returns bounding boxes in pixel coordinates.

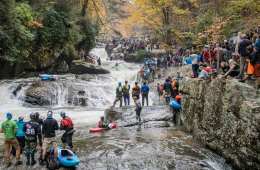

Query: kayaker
[132,82,141,100]
[141,82,150,106]
[97,116,108,128]
[24,113,41,166]
[41,111,59,165]
[60,112,74,149]
[0,112,22,167]
[134,97,142,123]
[113,82,123,107]
[122,80,130,106]
[15,116,26,155]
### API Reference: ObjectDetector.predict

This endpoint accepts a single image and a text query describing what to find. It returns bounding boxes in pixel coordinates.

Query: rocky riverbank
[177,77,260,169]
[0,59,109,79]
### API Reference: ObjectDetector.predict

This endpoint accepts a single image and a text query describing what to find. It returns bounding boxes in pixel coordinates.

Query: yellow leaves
[27,20,43,28]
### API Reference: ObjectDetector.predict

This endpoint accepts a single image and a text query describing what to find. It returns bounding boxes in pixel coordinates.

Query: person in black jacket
[238,35,252,79]
[35,112,44,162]
[24,113,41,166]
[41,111,59,164]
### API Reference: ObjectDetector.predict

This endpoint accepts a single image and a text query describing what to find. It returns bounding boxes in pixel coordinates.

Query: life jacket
[132,85,140,95]
[122,85,130,95]
[25,122,37,139]
[61,117,73,129]
[171,80,177,89]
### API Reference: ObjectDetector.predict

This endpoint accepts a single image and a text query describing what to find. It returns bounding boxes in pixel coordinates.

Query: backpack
[61,117,73,128]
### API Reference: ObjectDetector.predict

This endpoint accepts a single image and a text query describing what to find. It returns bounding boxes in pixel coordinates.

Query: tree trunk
[81,0,89,16]
[162,7,172,45]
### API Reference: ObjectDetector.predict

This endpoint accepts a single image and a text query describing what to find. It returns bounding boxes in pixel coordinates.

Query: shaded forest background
[0,0,260,77]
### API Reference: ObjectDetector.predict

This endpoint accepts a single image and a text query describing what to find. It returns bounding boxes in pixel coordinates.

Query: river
[0,48,232,170]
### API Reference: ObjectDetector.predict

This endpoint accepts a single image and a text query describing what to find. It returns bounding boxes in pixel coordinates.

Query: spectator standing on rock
[141,82,150,106]
[60,112,74,149]
[113,82,123,107]
[41,111,59,165]
[122,81,130,106]
[24,113,41,166]
[35,112,43,161]
[251,38,260,91]
[163,79,173,104]
[190,54,201,78]
[134,96,142,123]
[132,82,141,100]
[238,34,252,80]
[0,112,22,167]
[15,116,26,155]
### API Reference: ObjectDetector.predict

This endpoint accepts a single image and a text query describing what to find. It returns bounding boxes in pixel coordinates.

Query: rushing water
[0,48,232,170]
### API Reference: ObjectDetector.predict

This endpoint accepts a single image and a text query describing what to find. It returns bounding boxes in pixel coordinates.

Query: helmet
[175,95,182,101]
[118,82,122,86]
[101,116,104,120]
[30,112,36,120]
[35,112,40,119]
[6,112,12,120]
[47,111,53,119]
[18,116,24,121]
[60,112,66,118]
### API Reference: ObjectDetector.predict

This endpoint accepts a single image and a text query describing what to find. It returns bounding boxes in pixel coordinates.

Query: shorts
[42,137,57,151]
[5,139,19,148]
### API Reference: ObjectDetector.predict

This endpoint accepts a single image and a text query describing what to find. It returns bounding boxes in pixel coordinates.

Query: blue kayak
[170,100,181,110]
[57,147,80,167]
[39,74,56,81]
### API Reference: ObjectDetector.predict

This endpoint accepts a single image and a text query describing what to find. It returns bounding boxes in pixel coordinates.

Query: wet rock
[179,78,260,170]
[55,60,69,73]
[24,82,55,106]
[12,84,23,96]
[70,60,110,74]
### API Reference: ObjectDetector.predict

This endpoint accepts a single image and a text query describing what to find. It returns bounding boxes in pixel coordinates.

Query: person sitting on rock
[220,54,240,78]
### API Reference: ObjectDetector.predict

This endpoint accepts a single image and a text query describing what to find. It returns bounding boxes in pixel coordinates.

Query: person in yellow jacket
[122,81,130,106]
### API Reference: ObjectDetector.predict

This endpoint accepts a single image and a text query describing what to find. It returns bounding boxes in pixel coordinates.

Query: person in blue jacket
[141,82,150,106]
[170,95,182,124]
[16,116,26,154]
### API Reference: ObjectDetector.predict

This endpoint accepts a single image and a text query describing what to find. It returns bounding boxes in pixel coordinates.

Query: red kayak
[89,123,117,133]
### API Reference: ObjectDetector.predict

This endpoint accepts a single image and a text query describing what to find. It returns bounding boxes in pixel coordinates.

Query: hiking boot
[26,160,30,166]
[15,160,22,166]
[39,159,45,166]
[31,159,36,166]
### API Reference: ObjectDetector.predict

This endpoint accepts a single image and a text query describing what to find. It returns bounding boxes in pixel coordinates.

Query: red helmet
[175,95,182,101]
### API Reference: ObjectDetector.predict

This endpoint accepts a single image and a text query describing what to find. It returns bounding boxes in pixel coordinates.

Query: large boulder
[24,82,55,106]
[178,78,260,169]
[70,60,110,74]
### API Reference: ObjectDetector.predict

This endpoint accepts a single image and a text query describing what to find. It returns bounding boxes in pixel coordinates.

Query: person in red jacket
[60,112,74,149]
